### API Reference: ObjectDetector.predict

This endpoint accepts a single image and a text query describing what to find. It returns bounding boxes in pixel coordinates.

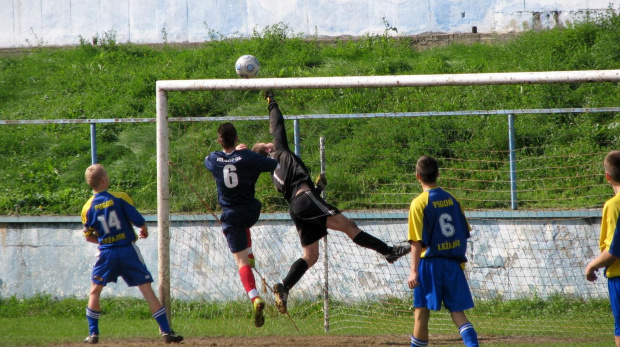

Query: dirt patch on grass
[58,334,596,346]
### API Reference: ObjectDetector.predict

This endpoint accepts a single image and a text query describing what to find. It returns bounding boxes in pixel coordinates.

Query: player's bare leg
[301,242,320,267]
[85,283,104,344]
[87,283,104,311]
[615,335,620,347]
[245,228,255,268]
[327,213,410,263]
[326,213,360,239]
[138,283,164,314]
[137,283,183,343]
[274,241,319,314]
[413,307,430,343]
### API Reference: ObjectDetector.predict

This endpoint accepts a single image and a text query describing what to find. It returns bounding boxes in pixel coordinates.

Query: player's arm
[83,227,99,244]
[254,151,278,172]
[81,199,99,243]
[137,224,148,239]
[268,100,290,152]
[407,196,426,289]
[588,205,620,281]
[408,240,423,289]
[114,192,147,228]
[586,250,618,281]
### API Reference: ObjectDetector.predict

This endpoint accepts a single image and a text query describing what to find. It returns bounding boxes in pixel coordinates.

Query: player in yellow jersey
[407,155,478,347]
[81,164,183,344]
[586,150,620,347]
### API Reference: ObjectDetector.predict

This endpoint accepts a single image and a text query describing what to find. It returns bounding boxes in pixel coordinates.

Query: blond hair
[85,164,107,190]
[252,143,269,157]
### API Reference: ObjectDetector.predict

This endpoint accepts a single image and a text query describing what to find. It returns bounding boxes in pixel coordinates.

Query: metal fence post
[90,123,97,165]
[508,114,518,210]
[319,136,329,333]
[294,119,301,156]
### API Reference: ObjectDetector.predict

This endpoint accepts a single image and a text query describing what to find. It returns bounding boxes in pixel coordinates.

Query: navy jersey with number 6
[205,149,277,207]
[408,187,471,263]
[81,191,145,249]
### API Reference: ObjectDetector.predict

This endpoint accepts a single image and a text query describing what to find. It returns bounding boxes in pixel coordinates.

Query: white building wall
[0,0,617,48]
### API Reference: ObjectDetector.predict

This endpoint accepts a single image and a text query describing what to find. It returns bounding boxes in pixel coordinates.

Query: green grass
[2,10,620,215]
[0,294,614,346]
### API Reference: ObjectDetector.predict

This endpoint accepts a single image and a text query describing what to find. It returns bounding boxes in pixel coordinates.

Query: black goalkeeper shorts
[289,190,340,246]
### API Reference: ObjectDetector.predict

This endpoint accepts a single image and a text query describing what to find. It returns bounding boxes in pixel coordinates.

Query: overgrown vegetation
[2,10,620,215]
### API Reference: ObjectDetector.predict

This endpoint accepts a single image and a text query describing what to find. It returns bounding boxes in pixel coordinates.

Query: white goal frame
[155,69,620,318]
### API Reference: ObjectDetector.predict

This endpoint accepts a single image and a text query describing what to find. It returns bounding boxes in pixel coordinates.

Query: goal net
[157,71,620,339]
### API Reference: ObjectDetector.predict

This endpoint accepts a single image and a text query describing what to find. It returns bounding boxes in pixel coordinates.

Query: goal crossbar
[155,69,620,320]
[156,69,620,91]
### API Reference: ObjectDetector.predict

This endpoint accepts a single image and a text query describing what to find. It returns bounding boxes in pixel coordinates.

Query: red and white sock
[239,265,259,302]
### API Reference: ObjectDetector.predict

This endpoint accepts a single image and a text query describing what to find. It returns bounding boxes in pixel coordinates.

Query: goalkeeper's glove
[262,90,275,103]
[315,173,327,194]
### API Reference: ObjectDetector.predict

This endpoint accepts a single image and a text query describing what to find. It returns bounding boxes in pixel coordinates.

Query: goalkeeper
[251,91,410,315]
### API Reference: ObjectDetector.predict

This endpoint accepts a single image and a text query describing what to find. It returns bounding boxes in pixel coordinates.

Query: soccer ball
[235,55,260,78]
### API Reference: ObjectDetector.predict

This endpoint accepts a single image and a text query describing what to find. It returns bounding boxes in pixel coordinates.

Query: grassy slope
[1,14,620,215]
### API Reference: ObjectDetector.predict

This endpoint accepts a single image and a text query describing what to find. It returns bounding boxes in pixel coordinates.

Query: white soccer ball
[235,55,260,78]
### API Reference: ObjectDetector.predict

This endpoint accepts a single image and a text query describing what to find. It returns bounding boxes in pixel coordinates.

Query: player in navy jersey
[251,91,411,315]
[205,122,278,328]
[80,164,183,344]
[586,150,620,347]
[407,155,479,347]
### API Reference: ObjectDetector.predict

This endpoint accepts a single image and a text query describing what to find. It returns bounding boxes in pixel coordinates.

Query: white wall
[0,214,608,301]
[0,0,618,48]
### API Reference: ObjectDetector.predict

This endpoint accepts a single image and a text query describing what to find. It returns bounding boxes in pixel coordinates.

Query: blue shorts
[413,257,474,312]
[220,199,261,253]
[609,276,620,336]
[91,243,153,287]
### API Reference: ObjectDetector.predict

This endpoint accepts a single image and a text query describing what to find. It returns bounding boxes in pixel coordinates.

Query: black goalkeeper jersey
[268,100,315,203]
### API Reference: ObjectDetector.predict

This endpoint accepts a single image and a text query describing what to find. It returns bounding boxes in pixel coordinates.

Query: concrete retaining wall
[1,0,618,48]
[0,212,608,301]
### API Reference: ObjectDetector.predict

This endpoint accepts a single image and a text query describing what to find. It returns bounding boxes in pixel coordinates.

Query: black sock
[352,231,391,255]
[282,258,309,290]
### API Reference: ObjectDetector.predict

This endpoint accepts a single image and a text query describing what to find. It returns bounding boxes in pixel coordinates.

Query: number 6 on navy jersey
[223,164,239,188]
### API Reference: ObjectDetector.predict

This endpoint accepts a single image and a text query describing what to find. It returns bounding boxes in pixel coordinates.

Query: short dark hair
[217,122,237,148]
[416,155,439,184]
[605,150,620,182]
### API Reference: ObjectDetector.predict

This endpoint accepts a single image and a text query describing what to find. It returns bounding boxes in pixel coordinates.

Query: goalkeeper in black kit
[251,91,411,314]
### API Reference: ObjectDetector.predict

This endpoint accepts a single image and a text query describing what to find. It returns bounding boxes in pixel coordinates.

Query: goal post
[155,69,620,325]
